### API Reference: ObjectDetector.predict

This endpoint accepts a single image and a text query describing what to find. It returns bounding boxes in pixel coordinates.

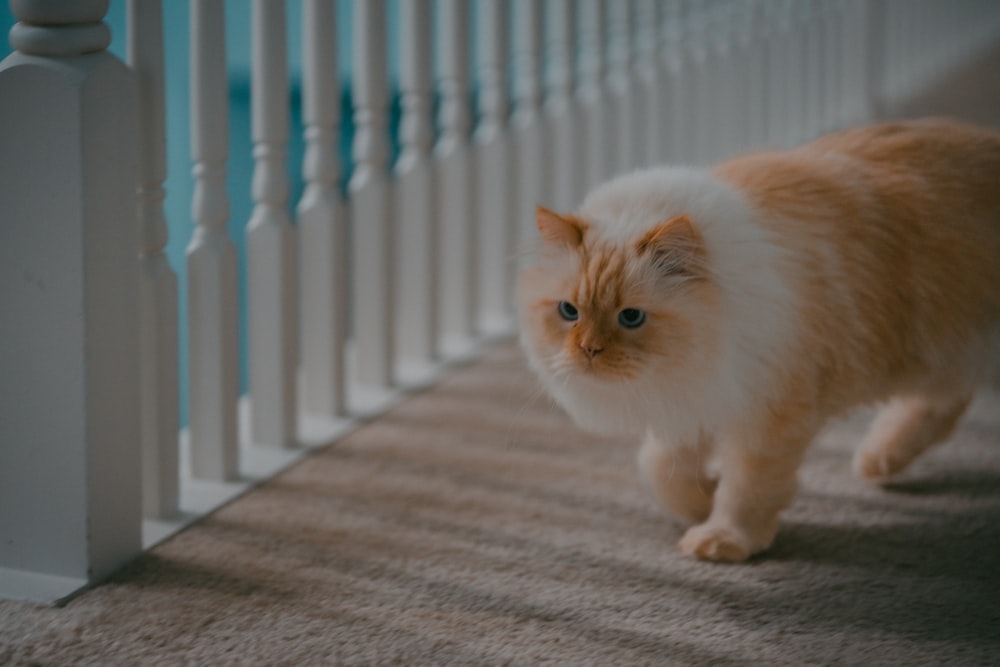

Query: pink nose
[580,344,603,359]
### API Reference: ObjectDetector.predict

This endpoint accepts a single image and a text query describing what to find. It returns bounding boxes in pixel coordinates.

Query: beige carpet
[2,341,999,666]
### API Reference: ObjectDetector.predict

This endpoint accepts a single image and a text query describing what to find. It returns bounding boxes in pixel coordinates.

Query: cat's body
[518,119,1000,562]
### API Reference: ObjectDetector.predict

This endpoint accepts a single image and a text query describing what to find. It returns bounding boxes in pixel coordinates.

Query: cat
[517,118,1000,562]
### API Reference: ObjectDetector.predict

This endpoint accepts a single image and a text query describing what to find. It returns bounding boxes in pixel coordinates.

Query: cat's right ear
[636,214,706,278]
[537,206,586,249]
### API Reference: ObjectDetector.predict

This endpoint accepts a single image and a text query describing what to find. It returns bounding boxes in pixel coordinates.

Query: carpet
[2,342,999,666]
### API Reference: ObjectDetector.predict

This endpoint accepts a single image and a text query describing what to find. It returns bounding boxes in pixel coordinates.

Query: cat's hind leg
[637,432,716,524]
[853,393,972,483]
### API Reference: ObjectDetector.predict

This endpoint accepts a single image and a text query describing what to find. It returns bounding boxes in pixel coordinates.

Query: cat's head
[517,202,724,436]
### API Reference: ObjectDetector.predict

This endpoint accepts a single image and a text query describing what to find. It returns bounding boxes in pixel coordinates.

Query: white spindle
[474,0,514,333]
[634,0,659,167]
[686,2,713,164]
[0,0,142,599]
[851,1,867,123]
[839,0,863,128]
[658,0,687,164]
[766,0,796,147]
[864,0,887,121]
[709,2,737,156]
[739,0,768,150]
[605,0,633,175]
[577,0,607,191]
[435,0,477,353]
[512,0,545,256]
[802,1,825,139]
[187,0,239,481]
[349,0,394,393]
[544,0,578,210]
[299,0,347,418]
[788,1,810,144]
[394,0,438,374]
[247,0,297,447]
[128,0,180,520]
[824,1,844,132]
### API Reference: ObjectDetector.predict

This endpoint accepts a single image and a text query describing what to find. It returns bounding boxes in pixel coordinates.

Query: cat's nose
[580,344,603,359]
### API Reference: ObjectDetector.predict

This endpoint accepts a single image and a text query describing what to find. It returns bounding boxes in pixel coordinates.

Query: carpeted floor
[2,342,999,666]
[5,35,1000,667]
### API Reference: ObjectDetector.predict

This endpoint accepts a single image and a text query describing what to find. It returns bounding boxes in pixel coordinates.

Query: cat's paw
[679,523,758,563]
[852,449,899,484]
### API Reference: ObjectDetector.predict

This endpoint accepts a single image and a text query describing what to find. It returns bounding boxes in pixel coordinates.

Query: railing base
[0,568,89,605]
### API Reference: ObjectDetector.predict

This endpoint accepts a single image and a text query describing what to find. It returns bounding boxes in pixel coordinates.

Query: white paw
[852,449,897,484]
[679,523,762,563]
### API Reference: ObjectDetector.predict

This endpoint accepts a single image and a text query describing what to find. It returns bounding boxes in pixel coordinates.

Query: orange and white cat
[518,119,1000,562]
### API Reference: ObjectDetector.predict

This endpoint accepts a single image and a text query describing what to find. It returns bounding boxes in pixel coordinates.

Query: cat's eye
[618,308,646,329]
[557,301,579,321]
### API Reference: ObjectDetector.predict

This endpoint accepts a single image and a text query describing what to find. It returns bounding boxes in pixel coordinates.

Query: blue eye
[557,301,579,321]
[618,308,646,329]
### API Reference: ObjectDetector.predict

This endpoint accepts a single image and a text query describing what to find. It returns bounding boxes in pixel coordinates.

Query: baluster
[697,1,720,161]
[248,0,297,447]
[763,0,786,146]
[299,0,347,418]
[128,0,179,519]
[863,0,886,122]
[774,0,801,147]
[840,0,867,127]
[791,2,812,144]
[741,0,768,150]
[512,0,545,259]
[606,0,633,175]
[634,0,659,167]
[721,3,744,156]
[349,0,394,394]
[474,0,514,333]
[394,0,438,375]
[0,0,142,597]
[658,0,687,164]
[544,0,577,210]
[803,0,825,139]
[435,0,476,354]
[187,0,239,480]
[688,2,713,164]
[823,0,844,132]
[819,0,840,131]
[723,2,743,155]
[893,0,912,100]
[577,0,607,191]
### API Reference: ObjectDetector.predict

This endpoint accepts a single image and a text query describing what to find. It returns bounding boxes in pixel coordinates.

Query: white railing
[3,0,1000,602]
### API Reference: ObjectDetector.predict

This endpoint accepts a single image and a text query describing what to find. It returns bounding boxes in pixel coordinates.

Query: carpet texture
[2,342,999,666]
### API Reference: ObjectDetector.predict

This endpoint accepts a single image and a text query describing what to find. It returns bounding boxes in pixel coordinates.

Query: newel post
[0,0,142,601]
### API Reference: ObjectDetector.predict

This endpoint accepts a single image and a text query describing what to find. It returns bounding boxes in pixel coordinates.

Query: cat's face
[518,206,722,435]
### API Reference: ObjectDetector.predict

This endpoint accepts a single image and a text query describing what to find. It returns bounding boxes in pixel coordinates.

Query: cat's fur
[518,119,1000,562]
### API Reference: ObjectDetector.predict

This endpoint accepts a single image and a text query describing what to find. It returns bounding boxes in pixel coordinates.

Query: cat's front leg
[637,432,717,524]
[679,427,812,563]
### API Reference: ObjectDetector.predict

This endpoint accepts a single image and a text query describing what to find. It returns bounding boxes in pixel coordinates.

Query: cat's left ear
[635,215,706,278]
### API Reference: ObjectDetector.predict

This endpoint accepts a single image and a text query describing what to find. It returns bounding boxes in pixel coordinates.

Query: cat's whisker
[503,380,553,451]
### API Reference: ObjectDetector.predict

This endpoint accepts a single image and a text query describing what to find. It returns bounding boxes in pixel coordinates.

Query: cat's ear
[635,215,706,278]
[537,206,587,249]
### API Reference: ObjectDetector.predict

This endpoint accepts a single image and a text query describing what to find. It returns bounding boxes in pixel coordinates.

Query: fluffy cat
[518,119,1000,562]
